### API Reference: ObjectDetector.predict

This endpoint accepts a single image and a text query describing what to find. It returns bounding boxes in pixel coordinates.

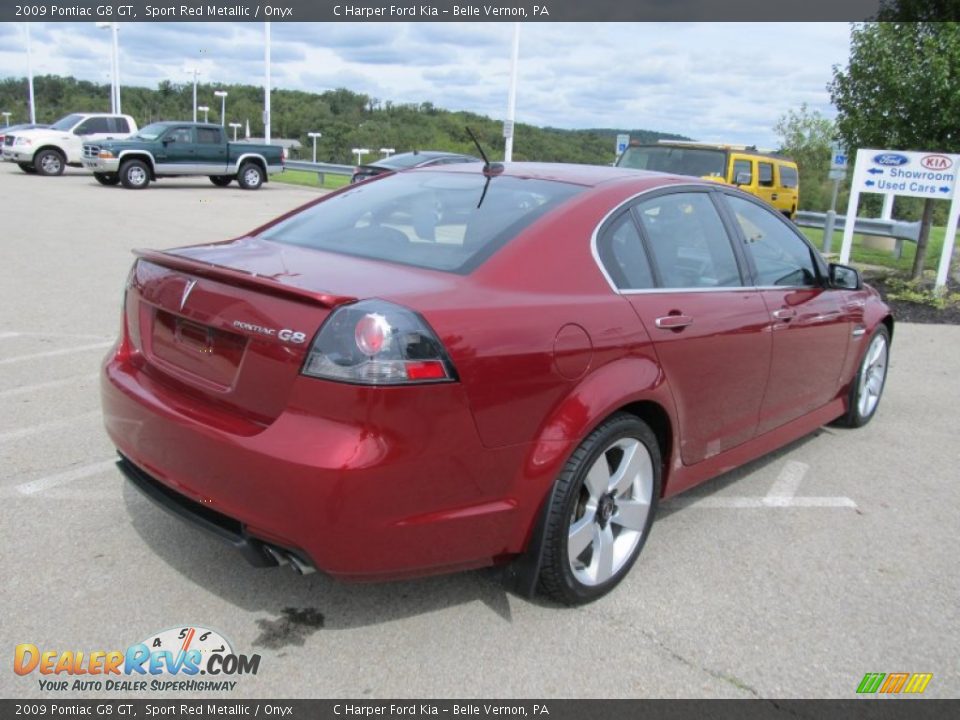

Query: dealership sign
[851,149,958,200]
[841,148,960,290]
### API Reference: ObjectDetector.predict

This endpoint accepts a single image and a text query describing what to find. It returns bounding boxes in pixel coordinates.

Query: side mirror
[162,137,174,145]
[735,172,751,186]
[829,263,862,290]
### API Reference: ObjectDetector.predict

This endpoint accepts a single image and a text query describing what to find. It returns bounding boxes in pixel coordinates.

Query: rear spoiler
[133,249,357,309]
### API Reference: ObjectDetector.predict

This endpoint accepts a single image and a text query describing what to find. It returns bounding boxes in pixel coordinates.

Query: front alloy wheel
[35,149,65,176]
[538,413,660,605]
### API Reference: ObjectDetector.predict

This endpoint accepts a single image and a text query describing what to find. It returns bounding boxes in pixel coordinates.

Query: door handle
[655,314,693,330]
[772,308,796,321]
[771,193,779,201]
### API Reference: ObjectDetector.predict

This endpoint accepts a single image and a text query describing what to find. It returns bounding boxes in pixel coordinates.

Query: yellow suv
[616,141,799,219]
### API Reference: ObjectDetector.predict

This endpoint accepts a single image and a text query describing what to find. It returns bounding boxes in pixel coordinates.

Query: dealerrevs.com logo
[14,626,261,693]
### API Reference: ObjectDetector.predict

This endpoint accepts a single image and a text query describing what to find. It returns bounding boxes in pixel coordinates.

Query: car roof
[426,161,690,189]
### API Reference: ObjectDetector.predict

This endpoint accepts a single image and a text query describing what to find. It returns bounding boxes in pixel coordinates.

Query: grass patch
[800,225,950,271]
[273,168,351,191]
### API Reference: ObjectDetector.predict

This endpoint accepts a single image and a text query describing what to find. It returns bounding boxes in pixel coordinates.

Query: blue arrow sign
[941,186,951,193]
[865,180,875,187]
[867,168,884,175]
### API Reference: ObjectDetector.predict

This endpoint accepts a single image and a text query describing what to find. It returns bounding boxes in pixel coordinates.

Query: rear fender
[504,355,677,596]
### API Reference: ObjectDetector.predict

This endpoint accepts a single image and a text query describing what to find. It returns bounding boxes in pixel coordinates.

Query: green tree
[829,21,960,280]
[773,103,835,211]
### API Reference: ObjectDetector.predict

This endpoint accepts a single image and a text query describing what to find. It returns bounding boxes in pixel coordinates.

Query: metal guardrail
[794,211,921,242]
[795,210,921,258]
[284,160,354,185]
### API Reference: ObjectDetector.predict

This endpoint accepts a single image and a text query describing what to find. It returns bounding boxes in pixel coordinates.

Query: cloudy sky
[0,22,850,147]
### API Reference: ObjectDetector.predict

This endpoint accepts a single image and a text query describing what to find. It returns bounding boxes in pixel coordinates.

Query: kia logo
[921,155,953,170]
[873,153,910,166]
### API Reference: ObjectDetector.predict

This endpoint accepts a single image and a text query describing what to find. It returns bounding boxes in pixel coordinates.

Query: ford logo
[873,153,910,166]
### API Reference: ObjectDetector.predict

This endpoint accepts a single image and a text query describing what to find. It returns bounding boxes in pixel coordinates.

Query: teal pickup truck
[81,121,284,190]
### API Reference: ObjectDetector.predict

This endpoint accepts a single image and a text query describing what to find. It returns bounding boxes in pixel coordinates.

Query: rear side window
[108,117,130,134]
[597,213,654,289]
[635,192,743,289]
[260,172,583,273]
[197,128,222,144]
[779,165,798,188]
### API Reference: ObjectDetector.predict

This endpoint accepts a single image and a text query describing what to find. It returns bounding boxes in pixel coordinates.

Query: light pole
[24,23,36,124]
[379,147,395,158]
[352,148,370,166]
[1,112,10,127]
[504,22,520,162]
[229,122,241,141]
[198,105,209,123]
[185,67,200,122]
[95,22,121,114]
[264,22,271,144]
[214,90,228,126]
[308,132,322,163]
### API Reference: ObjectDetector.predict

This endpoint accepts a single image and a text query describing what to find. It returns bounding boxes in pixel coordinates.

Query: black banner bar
[3,700,960,720]
[4,0,951,23]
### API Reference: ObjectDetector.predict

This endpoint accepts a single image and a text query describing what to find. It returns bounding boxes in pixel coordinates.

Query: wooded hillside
[0,75,687,164]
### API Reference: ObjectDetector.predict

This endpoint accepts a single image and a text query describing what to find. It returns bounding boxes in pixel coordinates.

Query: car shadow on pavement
[122,483,516,633]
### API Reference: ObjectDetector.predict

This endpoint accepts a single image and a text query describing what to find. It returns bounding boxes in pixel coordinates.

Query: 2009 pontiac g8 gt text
[101,163,892,605]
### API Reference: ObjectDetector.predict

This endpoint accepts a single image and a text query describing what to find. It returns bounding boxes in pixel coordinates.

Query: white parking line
[672,461,858,509]
[0,341,113,366]
[0,373,99,398]
[15,459,117,495]
[0,411,101,443]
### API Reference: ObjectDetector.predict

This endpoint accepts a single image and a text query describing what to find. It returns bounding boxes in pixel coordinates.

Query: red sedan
[101,162,892,605]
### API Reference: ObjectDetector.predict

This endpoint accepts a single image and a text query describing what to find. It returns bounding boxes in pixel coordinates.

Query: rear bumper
[101,349,537,580]
[117,454,315,573]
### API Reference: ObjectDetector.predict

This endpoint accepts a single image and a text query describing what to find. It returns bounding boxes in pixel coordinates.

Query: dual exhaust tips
[262,544,316,576]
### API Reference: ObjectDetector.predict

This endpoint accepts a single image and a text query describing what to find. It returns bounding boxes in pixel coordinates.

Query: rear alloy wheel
[93,172,120,186]
[837,326,890,428]
[18,162,37,174]
[209,175,233,187]
[237,162,264,190]
[120,160,150,189]
[35,149,65,176]
[538,413,660,605]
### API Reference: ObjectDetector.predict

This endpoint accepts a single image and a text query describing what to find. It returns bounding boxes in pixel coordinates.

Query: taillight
[302,300,456,385]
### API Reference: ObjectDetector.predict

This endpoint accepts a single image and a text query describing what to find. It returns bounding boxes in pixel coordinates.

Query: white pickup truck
[2,113,138,176]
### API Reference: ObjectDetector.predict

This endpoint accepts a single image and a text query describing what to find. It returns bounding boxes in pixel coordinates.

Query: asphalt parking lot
[1,163,958,700]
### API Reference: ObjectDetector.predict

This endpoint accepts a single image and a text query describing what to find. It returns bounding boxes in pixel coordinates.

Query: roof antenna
[466,126,503,176]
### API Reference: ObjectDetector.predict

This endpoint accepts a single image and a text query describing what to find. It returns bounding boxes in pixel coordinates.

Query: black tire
[119,159,151,190]
[835,325,890,428]
[93,173,120,186]
[237,162,264,190]
[34,149,65,176]
[18,162,37,174]
[209,175,233,187]
[538,412,661,605]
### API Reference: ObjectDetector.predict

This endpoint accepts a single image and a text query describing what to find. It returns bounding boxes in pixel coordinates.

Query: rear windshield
[618,145,727,179]
[260,171,583,273]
